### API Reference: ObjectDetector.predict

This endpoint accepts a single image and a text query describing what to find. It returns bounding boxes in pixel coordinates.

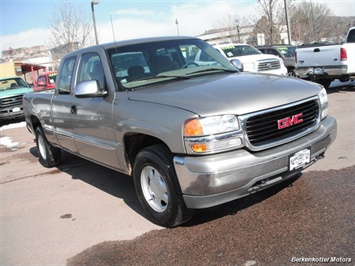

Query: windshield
[0,77,29,91]
[48,72,57,84]
[277,46,296,57]
[107,38,237,90]
[218,45,262,58]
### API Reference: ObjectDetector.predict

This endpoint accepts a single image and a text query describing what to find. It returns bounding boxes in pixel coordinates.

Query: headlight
[184,115,243,154]
[318,88,328,119]
[243,62,254,72]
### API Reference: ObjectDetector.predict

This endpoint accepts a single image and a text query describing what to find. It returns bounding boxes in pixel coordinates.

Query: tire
[133,144,192,227]
[35,126,61,168]
[317,78,332,89]
[287,68,296,77]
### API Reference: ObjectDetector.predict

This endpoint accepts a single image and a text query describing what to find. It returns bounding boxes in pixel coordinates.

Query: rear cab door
[51,55,78,153]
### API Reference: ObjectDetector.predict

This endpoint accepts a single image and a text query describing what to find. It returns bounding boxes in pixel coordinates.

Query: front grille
[0,95,23,108]
[244,99,319,149]
[257,59,280,71]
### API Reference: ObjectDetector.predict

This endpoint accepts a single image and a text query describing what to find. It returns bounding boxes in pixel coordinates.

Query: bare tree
[290,2,334,44]
[253,0,285,45]
[49,2,93,59]
[212,14,247,43]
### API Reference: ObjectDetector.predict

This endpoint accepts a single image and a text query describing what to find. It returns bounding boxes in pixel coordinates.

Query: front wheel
[35,126,61,168]
[133,144,192,227]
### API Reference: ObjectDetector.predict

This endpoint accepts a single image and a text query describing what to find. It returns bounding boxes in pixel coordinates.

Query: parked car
[256,45,297,76]
[33,71,57,92]
[294,27,355,88]
[210,43,287,75]
[0,76,33,121]
[23,36,336,227]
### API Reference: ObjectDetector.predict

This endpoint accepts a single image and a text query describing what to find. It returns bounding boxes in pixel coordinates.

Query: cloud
[1,28,52,52]
[0,1,258,55]
[326,1,355,17]
[111,8,155,16]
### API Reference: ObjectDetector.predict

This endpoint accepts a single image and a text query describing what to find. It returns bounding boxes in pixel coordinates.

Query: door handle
[71,105,77,115]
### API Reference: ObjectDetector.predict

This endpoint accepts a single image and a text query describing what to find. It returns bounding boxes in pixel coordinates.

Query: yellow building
[0,61,46,85]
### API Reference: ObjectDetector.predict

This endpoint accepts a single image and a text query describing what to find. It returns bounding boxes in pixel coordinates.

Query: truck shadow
[182,173,301,227]
[0,117,25,128]
[29,147,302,227]
[327,81,355,94]
[29,147,147,218]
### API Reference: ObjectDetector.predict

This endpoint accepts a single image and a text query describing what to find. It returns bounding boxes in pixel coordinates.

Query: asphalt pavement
[0,81,354,265]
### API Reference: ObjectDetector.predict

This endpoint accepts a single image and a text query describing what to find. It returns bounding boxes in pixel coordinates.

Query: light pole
[91,0,99,45]
[284,0,292,44]
[236,19,241,43]
[175,19,180,36]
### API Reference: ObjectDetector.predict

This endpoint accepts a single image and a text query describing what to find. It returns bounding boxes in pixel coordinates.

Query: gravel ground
[67,166,355,266]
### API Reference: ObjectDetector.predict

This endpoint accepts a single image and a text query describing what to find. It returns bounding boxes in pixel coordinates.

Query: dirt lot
[1,82,354,265]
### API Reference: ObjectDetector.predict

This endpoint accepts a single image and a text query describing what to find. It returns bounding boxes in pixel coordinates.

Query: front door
[71,52,120,169]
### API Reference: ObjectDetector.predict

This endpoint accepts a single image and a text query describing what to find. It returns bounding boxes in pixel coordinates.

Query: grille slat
[0,95,23,108]
[245,100,319,147]
[257,59,281,71]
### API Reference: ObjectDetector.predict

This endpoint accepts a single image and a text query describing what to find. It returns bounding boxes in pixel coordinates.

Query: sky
[1,0,355,57]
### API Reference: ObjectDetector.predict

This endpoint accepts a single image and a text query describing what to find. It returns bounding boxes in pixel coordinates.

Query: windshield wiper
[156,74,190,79]
[130,74,190,82]
[186,67,238,76]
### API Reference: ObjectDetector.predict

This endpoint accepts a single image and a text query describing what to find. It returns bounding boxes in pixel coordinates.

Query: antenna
[110,14,117,44]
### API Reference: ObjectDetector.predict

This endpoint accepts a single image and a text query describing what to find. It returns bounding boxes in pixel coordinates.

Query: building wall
[0,62,23,78]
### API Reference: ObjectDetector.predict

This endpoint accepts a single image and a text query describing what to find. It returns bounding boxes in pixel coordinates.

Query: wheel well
[30,115,41,132]
[124,133,168,172]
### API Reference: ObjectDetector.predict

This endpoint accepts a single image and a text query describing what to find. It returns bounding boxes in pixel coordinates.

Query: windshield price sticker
[289,148,311,171]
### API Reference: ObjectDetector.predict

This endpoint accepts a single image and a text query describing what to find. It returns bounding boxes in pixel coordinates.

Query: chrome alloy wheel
[37,134,47,160]
[141,166,169,213]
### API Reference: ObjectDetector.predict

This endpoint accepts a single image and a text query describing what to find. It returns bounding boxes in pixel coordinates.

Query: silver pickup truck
[23,36,337,227]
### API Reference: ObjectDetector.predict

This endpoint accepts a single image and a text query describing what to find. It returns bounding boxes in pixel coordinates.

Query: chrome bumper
[295,65,348,79]
[174,116,337,209]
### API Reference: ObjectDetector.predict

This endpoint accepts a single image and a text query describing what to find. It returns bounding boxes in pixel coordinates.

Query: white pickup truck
[295,27,355,88]
[194,43,287,75]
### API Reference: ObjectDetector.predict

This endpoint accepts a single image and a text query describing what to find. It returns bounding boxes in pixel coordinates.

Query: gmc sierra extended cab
[23,36,337,227]
[295,27,355,88]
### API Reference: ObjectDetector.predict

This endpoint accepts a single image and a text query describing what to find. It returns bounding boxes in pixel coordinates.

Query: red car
[33,71,57,91]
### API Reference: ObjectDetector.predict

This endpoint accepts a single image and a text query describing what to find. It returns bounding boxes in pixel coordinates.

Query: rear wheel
[287,68,296,77]
[35,127,61,168]
[133,144,192,227]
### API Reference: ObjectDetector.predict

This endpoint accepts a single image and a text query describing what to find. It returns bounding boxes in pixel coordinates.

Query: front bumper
[174,116,337,209]
[0,107,25,120]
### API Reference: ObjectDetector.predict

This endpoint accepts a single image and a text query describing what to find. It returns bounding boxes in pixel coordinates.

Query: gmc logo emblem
[278,113,304,129]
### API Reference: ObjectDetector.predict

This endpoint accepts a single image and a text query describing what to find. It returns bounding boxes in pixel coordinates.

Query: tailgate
[296,45,341,68]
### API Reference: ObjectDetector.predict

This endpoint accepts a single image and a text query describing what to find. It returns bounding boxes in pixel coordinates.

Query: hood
[232,54,279,64]
[127,72,322,117]
[0,87,33,98]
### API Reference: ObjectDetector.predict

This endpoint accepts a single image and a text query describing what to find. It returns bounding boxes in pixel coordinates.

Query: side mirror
[230,59,244,72]
[74,80,107,98]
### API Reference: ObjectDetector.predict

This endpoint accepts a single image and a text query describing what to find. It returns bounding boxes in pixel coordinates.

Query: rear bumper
[174,116,337,209]
[295,65,348,79]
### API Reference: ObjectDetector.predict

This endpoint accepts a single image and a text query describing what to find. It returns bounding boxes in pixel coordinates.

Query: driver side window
[77,53,106,90]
